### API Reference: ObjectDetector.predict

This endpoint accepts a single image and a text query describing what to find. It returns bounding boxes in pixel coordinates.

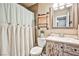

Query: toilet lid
[30,46,42,55]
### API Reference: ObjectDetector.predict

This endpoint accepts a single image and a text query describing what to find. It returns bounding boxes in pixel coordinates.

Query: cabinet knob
[57,54,59,56]
[74,49,77,51]
[61,46,63,49]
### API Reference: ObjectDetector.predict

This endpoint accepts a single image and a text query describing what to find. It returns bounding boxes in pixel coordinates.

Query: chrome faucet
[59,33,64,37]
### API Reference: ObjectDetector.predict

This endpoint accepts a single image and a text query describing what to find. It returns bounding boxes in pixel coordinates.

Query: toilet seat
[30,46,43,56]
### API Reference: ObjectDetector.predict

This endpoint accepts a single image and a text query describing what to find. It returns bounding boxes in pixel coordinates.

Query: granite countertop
[46,36,79,45]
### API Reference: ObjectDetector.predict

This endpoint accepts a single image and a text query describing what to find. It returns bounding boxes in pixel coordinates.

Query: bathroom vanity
[46,36,79,56]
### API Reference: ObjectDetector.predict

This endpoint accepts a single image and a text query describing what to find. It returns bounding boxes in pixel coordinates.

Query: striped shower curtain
[0,24,34,56]
[0,3,34,56]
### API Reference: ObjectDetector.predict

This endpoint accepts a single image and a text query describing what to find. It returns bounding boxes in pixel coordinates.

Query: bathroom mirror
[52,3,74,28]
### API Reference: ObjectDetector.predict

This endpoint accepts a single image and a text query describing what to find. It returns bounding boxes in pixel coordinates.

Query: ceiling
[20,3,36,8]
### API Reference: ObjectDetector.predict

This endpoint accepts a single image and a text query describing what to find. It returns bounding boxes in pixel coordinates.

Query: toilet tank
[38,38,46,48]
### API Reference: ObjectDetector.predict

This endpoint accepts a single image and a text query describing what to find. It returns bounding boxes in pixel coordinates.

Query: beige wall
[29,3,79,40]
[29,4,39,44]
[37,3,79,37]
[38,3,53,14]
[28,3,79,45]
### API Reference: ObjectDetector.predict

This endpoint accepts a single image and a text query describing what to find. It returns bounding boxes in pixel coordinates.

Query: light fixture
[60,6,64,9]
[66,4,72,7]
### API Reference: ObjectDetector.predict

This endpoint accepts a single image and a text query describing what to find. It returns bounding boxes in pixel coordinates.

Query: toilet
[30,38,46,56]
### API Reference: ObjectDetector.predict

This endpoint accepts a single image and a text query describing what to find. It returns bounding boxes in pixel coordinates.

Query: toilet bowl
[30,38,46,56]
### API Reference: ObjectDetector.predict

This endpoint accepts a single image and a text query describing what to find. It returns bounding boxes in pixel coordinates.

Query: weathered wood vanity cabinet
[46,40,79,56]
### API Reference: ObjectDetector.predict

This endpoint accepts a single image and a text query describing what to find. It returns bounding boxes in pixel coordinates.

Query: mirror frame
[50,3,75,29]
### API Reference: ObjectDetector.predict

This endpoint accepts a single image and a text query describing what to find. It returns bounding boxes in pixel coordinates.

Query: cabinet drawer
[64,44,79,55]
[63,52,74,56]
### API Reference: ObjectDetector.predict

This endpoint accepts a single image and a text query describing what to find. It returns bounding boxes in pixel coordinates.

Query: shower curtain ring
[8,23,11,25]
[23,25,25,27]
[17,24,19,25]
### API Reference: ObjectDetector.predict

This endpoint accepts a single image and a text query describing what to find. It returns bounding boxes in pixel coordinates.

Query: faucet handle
[59,33,64,37]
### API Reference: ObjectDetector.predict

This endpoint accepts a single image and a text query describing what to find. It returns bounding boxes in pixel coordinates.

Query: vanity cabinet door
[46,41,60,56]
[53,49,59,56]
[53,42,59,50]
[53,42,64,56]
[52,42,59,56]
[58,43,64,56]
[46,41,53,56]
[64,44,79,56]
[46,41,64,56]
